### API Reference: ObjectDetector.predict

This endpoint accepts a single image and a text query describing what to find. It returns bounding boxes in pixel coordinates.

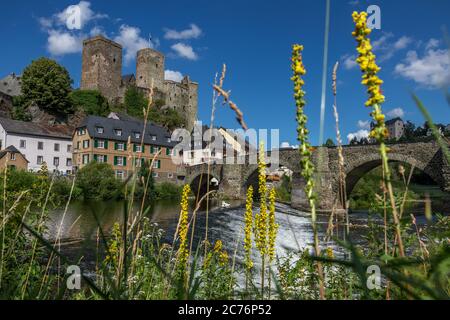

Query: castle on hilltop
[80,35,198,132]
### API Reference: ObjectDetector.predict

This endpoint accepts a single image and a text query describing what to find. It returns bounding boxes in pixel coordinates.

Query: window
[151,146,161,154]
[78,128,86,136]
[66,170,72,175]
[152,172,159,178]
[67,145,72,152]
[168,173,173,179]
[95,155,106,163]
[135,145,142,153]
[54,143,60,152]
[83,140,90,149]
[114,156,126,166]
[150,135,157,141]
[66,158,72,166]
[38,141,44,150]
[135,158,144,167]
[167,137,171,143]
[114,129,122,136]
[115,170,125,179]
[153,160,161,169]
[82,154,89,164]
[96,127,104,134]
[37,156,43,165]
[53,157,60,167]
[97,140,105,149]
[10,153,16,160]
[116,142,125,151]
[134,132,141,139]
[20,140,26,149]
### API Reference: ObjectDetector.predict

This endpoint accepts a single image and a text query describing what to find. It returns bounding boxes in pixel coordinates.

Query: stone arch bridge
[183,142,450,212]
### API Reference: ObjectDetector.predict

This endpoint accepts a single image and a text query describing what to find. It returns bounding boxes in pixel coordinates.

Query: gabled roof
[0,145,29,162]
[386,117,403,126]
[0,117,72,139]
[78,115,177,148]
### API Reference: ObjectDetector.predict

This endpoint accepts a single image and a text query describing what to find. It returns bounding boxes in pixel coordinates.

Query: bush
[69,90,110,116]
[75,162,123,200]
[155,182,182,200]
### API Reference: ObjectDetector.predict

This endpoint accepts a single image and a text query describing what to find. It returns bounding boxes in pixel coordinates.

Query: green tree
[19,57,73,115]
[69,90,110,116]
[323,138,335,147]
[135,160,156,205]
[76,162,122,200]
[124,86,148,118]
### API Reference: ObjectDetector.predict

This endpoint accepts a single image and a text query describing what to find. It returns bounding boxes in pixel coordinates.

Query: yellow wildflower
[352,11,388,142]
[268,188,278,262]
[178,184,191,268]
[244,186,254,271]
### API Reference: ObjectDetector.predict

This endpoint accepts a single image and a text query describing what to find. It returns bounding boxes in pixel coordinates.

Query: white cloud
[47,30,83,56]
[114,25,154,64]
[342,54,358,70]
[395,47,450,89]
[347,130,369,142]
[164,24,202,40]
[372,32,394,51]
[165,70,184,82]
[89,25,105,37]
[56,1,107,30]
[39,1,107,56]
[394,36,413,50]
[425,38,440,50]
[387,108,405,119]
[370,33,413,62]
[171,43,198,60]
[357,120,370,130]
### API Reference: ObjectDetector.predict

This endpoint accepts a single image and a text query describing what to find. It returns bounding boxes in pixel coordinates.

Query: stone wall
[185,142,450,212]
[80,36,123,104]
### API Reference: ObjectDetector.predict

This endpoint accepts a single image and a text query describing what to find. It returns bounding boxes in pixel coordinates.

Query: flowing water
[46,199,374,274]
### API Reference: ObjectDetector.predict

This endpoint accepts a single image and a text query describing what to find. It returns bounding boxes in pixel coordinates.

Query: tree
[70,90,110,116]
[404,121,416,141]
[19,58,73,115]
[124,86,148,118]
[323,138,335,147]
[76,162,122,200]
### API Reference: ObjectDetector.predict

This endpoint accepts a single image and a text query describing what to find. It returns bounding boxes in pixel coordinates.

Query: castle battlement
[80,35,198,132]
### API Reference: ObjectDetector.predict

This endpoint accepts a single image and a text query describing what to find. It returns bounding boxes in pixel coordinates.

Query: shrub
[75,162,123,200]
[69,90,110,116]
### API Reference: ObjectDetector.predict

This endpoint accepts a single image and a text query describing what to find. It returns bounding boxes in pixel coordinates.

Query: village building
[0,117,73,174]
[0,145,28,171]
[72,115,178,182]
[181,122,254,166]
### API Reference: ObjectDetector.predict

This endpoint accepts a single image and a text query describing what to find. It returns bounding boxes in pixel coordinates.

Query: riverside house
[0,145,29,171]
[0,117,73,174]
[72,115,178,181]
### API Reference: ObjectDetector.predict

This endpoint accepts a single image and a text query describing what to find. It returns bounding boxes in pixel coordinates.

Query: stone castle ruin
[80,35,198,131]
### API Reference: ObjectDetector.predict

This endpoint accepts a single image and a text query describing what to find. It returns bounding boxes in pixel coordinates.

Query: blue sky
[1,0,449,146]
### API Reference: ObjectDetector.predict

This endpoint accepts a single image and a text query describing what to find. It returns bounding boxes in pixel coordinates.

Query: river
[46,198,377,274]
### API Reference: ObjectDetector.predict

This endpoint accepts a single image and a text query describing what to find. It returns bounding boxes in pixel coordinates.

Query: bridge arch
[344,151,443,198]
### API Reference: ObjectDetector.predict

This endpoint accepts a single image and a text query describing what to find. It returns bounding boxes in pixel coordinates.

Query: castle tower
[136,48,165,91]
[81,35,122,103]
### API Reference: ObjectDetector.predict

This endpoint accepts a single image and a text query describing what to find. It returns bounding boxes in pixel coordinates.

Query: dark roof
[0,117,72,139]
[0,145,29,162]
[386,117,403,125]
[78,115,177,148]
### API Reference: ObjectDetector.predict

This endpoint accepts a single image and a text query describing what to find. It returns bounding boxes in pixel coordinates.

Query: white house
[0,117,73,174]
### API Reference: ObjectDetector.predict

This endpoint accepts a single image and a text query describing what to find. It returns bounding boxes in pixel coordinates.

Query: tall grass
[0,8,448,301]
